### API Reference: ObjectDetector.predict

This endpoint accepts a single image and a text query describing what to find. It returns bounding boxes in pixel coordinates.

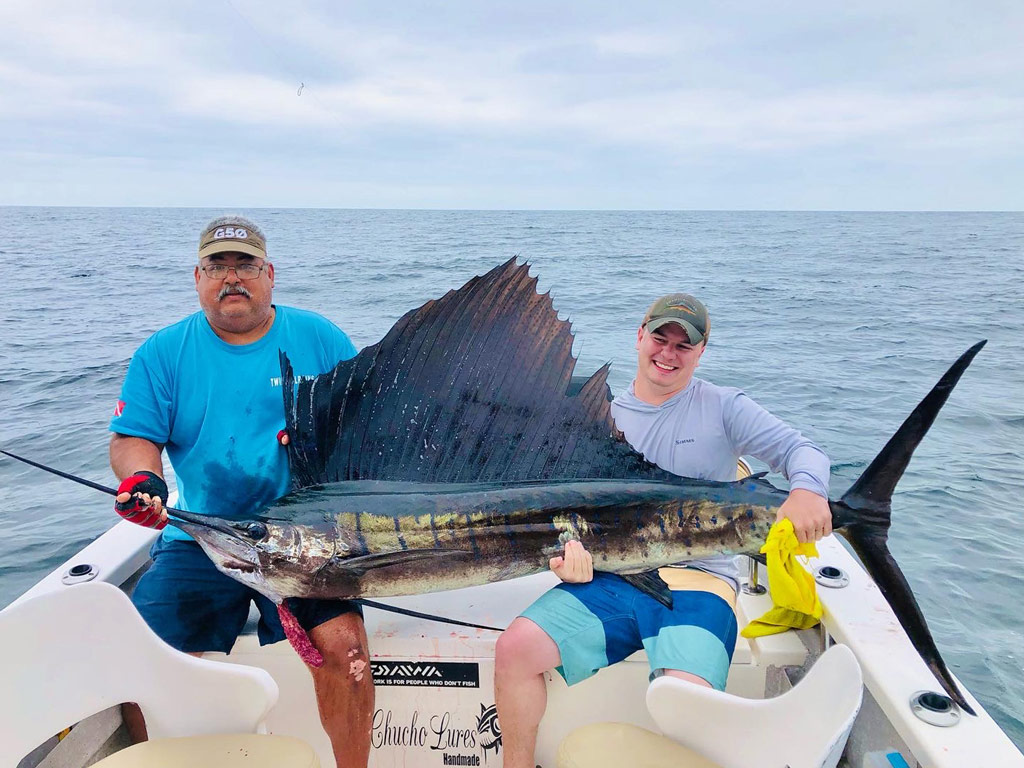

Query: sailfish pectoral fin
[339,548,472,576]
[618,570,674,608]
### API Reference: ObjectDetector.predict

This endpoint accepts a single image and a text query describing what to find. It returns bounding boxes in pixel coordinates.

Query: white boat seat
[557,644,863,768]
[558,723,720,768]
[88,733,319,767]
[0,582,318,767]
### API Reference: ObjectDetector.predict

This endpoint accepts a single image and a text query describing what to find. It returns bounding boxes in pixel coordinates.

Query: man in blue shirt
[110,215,371,767]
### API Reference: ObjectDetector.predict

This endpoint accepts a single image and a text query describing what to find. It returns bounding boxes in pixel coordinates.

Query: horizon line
[0,205,1021,214]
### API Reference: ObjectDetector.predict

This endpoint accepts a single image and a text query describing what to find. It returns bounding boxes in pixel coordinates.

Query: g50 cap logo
[213,226,249,240]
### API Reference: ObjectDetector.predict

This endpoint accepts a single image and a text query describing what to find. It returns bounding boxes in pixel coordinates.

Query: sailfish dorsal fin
[281,258,671,488]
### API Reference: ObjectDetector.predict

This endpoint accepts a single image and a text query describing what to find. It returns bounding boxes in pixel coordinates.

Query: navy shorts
[131,537,361,654]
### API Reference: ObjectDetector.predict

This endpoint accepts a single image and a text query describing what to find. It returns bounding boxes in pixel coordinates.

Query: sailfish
[2,259,984,714]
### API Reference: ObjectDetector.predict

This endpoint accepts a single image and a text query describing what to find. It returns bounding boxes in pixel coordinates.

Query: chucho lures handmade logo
[371,702,502,766]
[476,704,501,761]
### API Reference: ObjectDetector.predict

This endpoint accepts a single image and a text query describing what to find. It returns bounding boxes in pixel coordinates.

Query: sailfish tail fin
[830,340,986,715]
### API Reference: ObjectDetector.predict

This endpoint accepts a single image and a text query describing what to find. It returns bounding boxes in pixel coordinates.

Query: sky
[1,1,1022,210]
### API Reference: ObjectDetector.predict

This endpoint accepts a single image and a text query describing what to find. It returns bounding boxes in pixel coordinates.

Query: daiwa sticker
[372,660,480,688]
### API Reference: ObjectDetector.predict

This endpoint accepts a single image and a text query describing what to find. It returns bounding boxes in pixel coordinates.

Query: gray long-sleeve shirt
[610,377,830,589]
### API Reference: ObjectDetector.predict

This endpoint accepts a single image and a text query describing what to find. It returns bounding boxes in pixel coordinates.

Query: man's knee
[496,618,559,676]
[661,668,714,688]
[306,612,374,692]
[311,611,367,656]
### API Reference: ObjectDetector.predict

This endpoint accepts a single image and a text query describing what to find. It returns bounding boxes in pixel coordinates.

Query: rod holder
[741,556,766,595]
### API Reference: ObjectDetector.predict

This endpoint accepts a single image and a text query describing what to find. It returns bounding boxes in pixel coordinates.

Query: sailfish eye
[243,521,268,540]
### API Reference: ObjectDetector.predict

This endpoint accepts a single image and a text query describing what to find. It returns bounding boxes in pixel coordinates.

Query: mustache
[218,284,252,300]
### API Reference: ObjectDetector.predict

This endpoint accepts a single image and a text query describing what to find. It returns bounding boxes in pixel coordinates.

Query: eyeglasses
[200,263,267,280]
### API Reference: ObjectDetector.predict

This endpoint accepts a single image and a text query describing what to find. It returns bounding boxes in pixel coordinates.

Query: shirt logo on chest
[268,374,321,387]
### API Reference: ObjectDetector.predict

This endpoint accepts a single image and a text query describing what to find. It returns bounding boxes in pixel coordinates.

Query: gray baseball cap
[198,216,267,261]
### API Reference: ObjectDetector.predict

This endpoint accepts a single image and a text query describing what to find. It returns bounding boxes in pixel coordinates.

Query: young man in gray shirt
[494,293,833,768]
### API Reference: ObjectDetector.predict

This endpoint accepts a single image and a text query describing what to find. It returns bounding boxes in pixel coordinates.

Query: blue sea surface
[0,208,1022,745]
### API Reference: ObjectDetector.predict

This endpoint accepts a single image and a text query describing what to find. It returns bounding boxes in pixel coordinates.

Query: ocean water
[0,208,1021,745]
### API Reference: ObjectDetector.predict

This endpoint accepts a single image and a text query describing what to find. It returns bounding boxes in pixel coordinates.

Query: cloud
[0,0,1022,208]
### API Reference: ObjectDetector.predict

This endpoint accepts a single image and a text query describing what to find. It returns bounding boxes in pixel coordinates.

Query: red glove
[115,471,168,529]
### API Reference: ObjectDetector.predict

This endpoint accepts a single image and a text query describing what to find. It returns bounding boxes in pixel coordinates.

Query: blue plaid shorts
[521,570,737,690]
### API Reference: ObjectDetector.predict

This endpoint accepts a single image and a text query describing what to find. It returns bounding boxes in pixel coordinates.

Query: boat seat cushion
[558,722,719,768]
[91,733,320,767]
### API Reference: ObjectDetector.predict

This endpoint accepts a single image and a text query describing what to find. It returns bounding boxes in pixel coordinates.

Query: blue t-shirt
[110,305,357,541]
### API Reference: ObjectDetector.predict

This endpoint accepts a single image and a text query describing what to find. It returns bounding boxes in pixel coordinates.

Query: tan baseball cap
[198,217,267,261]
[642,293,709,344]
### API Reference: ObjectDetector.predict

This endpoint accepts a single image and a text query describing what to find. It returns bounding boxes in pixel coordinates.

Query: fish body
[175,476,784,600]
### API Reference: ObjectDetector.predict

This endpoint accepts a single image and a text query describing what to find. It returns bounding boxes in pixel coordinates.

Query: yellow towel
[741,518,822,637]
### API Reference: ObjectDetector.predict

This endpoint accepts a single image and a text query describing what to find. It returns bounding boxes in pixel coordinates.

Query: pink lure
[277,603,324,667]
